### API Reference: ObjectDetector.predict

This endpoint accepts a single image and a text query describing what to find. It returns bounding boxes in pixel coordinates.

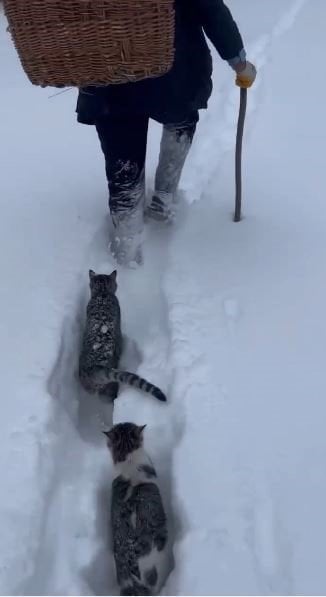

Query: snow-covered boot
[109,164,145,267]
[110,205,144,267]
[146,121,196,223]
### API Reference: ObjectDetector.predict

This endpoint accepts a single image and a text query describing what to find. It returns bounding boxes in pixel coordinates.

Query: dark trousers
[95,111,198,215]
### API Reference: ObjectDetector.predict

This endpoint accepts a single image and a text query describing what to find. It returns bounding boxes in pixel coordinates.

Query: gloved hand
[235,61,257,89]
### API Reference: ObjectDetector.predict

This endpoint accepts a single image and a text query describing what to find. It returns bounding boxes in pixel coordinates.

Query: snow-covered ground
[1,0,326,594]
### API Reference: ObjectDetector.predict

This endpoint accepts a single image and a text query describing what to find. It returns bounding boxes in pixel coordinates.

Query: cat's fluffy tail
[93,367,166,402]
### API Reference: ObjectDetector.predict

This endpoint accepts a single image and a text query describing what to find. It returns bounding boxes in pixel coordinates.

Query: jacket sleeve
[194,0,245,61]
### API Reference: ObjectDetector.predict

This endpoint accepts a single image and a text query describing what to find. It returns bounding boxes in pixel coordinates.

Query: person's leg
[146,112,198,222]
[96,112,149,265]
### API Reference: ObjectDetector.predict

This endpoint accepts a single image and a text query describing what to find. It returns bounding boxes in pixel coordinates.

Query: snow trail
[24,212,178,594]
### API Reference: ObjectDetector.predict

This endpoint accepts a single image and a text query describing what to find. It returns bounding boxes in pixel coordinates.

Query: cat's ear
[89,269,96,280]
[138,424,146,435]
[110,270,117,281]
[102,430,113,445]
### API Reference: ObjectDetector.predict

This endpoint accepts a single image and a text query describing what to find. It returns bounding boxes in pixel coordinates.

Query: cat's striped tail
[95,368,166,402]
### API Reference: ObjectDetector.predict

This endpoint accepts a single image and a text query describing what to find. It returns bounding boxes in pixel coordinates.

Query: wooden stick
[234,87,247,222]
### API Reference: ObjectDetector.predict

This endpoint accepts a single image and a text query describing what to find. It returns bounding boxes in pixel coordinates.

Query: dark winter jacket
[76,0,244,126]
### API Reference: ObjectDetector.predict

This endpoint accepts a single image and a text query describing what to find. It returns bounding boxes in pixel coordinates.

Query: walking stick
[234,87,247,222]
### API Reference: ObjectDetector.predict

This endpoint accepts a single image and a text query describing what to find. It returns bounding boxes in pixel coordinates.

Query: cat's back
[83,293,120,344]
[132,482,167,539]
[111,476,168,594]
[79,292,121,372]
[86,291,120,323]
[111,476,166,529]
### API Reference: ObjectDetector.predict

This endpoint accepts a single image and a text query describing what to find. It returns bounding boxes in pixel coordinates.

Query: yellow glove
[235,61,257,89]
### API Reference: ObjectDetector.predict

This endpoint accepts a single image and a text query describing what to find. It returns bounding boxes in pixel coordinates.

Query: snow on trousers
[95,112,198,219]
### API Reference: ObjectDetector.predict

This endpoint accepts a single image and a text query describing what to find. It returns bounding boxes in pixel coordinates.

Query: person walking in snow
[76,0,256,266]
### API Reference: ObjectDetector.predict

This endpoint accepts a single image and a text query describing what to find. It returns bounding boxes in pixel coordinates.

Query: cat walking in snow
[104,423,169,596]
[78,269,166,402]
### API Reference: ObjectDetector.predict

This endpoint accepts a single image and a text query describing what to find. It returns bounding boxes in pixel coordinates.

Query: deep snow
[1,0,326,594]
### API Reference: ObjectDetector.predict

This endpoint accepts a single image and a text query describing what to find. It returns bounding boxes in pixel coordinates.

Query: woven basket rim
[3,0,176,87]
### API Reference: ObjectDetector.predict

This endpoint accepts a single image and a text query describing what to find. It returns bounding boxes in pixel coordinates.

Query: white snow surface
[1,0,326,594]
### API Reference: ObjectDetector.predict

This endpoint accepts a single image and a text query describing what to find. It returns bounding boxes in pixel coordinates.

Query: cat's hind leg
[96,386,115,428]
[100,382,119,401]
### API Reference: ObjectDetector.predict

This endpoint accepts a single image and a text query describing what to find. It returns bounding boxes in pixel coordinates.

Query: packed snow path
[1,0,326,594]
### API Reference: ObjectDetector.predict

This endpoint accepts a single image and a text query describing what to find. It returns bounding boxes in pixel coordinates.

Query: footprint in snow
[223,298,242,336]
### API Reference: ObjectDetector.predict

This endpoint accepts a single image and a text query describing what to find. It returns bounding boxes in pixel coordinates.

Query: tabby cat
[79,270,166,402]
[104,423,169,596]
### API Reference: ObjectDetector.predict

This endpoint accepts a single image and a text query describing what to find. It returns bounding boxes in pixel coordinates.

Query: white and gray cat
[104,423,169,596]
[79,270,166,402]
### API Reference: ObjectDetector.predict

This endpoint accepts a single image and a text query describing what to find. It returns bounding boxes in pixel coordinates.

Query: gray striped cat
[79,270,166,402]
[104,423,169,596]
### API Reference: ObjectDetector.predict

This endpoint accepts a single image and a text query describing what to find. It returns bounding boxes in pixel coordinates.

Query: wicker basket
[3,0,175,87]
